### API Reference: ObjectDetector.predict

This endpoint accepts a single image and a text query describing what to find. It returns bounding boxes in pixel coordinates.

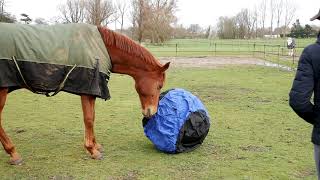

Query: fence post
[232,41,234,52]
[292,48,295,65]
[211,41,214,56]
[253,43,256,57]
[215,43,217,56]
[264,45,266,59]
[175,43,178,57]
[278,45,281,70]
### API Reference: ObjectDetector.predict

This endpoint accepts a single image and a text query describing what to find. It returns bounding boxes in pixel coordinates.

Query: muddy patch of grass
[239,145,272,152]
[191,84,257,103]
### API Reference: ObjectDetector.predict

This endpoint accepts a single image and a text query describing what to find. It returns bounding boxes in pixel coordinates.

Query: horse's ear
[161,62,170,72]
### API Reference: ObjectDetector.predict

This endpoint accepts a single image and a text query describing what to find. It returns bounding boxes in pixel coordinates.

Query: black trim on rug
[0,59,111,100]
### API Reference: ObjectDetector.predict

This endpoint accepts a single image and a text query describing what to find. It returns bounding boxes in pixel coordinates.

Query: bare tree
[188,24,202,37]
[172,24,190,39]
[131,0,177,43]
[217,16,237,39]
[58,0,85,23]
[49,16,63,24]
[0,0,15,23]
[205,26,211,39]
[103,2,117,27]
[252,5,259,38]
[236,9,248,38]
[236,8,257,39]
[86,0,115,26]
[269,0,275,35]
[0,0,4,15]
[112,8,120,30]
[34,18,48,25]
[283,0,296,36]
[116,1,127,32]
[258,0,268,32]
[131,0,150,43]
[275,0,283,34]
[248,9,257,38]
[147,0,177,43]
[0,0,4,22]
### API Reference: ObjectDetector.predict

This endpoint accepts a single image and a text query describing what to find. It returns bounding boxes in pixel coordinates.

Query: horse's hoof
[96,144,104,153]
[91,152,103,160]
[9,158,23,165]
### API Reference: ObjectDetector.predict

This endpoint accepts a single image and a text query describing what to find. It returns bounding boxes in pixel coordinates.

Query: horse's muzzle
[142,107,156,118]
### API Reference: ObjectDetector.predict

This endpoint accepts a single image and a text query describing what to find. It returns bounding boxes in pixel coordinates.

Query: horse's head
[97,27,170,117]
[134,62,170,118]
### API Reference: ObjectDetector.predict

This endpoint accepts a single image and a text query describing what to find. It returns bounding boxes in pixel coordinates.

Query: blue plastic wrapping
[143,88,210,153]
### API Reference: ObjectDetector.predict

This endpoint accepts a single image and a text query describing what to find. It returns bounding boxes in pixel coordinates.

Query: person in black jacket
[289,9,320,179]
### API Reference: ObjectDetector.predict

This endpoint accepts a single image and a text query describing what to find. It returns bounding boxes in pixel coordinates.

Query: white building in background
[264,34,281,39]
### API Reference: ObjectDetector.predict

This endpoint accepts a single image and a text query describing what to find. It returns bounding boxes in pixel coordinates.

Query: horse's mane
[98,26,162,69]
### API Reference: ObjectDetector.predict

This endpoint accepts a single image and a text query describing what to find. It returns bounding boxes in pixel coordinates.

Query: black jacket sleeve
[289,48,316,124]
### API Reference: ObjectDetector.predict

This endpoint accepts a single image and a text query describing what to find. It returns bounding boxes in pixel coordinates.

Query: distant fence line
[145,41,304,67]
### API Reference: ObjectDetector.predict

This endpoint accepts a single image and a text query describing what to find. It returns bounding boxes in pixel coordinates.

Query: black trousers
[314,144,320,180]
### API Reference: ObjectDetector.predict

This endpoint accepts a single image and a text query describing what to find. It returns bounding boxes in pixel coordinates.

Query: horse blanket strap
[45,63,77,97]
[11,56,45,95]
[11,56,77,97]
[0,23,111,100]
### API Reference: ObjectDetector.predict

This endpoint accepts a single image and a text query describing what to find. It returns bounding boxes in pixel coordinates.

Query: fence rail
[145,41,305,68]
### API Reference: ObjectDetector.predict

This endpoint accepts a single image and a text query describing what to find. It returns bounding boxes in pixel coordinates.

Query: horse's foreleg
[0,88,22,165]
[81,95,103,160]
[289,49,294,56]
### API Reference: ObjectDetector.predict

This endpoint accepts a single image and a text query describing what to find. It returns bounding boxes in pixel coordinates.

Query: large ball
[143,88,211,153]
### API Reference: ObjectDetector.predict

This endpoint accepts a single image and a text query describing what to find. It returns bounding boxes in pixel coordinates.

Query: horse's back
[0,23,111,73]
[0,23,112,99]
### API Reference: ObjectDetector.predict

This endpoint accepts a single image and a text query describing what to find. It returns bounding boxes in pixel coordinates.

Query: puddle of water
[256,61,295,71]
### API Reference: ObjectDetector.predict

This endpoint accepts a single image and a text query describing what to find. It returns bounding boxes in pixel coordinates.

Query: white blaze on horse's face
[135,74,164,118]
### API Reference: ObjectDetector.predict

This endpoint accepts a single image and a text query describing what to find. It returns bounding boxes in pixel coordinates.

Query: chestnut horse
[0,26,170,165]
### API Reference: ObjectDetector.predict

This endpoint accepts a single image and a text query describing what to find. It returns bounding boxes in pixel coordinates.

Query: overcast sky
[4,0,320,28]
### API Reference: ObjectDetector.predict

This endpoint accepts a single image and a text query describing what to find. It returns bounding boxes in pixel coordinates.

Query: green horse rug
[0,23,112,99]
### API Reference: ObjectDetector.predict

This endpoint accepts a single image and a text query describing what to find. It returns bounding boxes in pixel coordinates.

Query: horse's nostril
[142,109,152,117]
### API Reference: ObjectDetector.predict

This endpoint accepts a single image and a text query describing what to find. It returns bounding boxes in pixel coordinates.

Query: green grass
[0,65,316,179]
[144,38,316,69]
[146,38,315,49]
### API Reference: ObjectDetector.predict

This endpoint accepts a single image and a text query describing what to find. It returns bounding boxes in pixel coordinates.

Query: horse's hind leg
[0,88,22,165]
[81,95,103,160]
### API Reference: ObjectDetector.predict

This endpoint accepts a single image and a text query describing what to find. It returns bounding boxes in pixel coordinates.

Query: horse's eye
[158,85,162,90]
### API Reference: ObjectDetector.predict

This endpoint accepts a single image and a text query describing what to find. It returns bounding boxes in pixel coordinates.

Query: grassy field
[145,38,315,53]
[144,38,316,69]
[0,65,316,179]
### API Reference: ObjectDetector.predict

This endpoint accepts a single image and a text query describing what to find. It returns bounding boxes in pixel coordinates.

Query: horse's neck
[108,48,156,78]
[97,26,160,76]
